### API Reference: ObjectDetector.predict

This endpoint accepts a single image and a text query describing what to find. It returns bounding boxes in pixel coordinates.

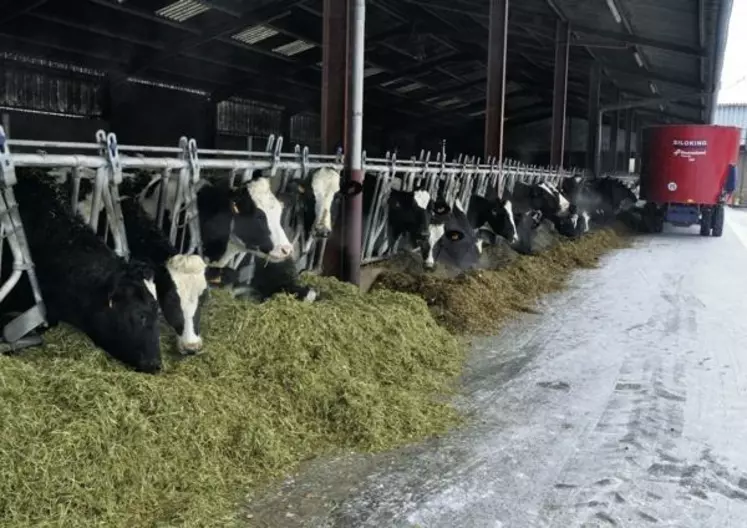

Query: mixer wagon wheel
[642,203,662,233]
[711,205,725,237]
[700,207,712,236]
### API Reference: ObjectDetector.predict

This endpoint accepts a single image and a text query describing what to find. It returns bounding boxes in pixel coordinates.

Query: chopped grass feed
[371,226,632,334]
[0,278,463,527]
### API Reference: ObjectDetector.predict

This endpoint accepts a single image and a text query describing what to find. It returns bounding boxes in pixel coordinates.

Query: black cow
[3,171,162,373]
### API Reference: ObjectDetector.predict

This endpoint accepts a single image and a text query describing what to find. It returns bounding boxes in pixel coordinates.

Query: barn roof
[0,0,733,142]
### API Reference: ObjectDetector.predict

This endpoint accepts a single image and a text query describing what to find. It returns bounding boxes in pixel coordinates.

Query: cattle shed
[0,0,731,170]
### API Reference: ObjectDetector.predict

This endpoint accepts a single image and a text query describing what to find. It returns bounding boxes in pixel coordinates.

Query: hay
[371,225,631,334]
[0,278,463,527]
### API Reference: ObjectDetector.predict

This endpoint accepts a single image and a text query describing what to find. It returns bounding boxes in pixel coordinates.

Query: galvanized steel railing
[0,128,582,348]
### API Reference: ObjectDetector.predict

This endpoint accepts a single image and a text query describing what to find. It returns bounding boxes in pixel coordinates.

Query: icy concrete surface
[245,210,747,527]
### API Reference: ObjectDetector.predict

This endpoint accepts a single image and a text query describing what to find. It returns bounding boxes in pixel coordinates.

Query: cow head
[158,254,209,354]
[388,187,453,270]
[530,182,571,217]
[91,259,162,373]
[467,194,519,246]
[283,167,363,240]
[230,175,294,262]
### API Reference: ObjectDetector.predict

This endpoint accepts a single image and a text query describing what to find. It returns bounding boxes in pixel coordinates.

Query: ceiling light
[649,81,658,95]
[634,51,643,67]
[605,0,622,24]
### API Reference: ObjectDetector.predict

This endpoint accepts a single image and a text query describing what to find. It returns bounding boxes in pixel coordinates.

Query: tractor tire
[711,204,725,237]
[700,208,712,236]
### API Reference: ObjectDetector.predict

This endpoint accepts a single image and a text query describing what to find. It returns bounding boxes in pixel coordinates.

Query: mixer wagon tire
[643,203,662,233]
[711,205,725,237]
[700,208,712,236]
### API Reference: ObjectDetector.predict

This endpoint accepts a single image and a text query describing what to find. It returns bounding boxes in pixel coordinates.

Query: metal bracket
[96,129,130,260]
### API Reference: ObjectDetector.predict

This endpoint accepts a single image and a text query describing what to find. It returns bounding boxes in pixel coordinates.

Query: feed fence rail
[0,128,579,349]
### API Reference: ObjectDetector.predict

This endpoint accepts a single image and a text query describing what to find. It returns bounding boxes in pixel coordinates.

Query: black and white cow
[3,170,163,373]
[281,166,363,243]
[216,166,364,303]
[65,176,209,355]
[385,184,456,269]
[465,187,520,253]
[118,197,208,354]
[510,180,589,239]
[561,175,636,224]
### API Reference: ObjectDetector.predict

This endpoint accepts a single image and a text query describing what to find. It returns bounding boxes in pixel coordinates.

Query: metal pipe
[342,0,365,286]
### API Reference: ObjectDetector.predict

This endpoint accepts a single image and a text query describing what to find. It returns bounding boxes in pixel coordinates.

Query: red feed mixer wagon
[639,124,741,236]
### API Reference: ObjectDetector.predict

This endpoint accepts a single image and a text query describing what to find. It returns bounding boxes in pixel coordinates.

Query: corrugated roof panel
[155,0,210,22]
[713,104,747,145]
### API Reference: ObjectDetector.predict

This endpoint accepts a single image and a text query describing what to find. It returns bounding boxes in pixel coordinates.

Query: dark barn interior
[0,0,730,172]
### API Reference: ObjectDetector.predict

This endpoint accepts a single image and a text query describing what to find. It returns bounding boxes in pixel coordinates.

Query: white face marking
[503,200,519,244]
[304,289,318,303]
[139,177,178,221]
[570,213,579,230]
[413,190,431,210]
[310,167,341,234]
[539,182,570,215]
[424,223,445,268]
[581,211,591,232]
[76,192,105,224]
[143,278,158,301]
[475,239,484,254]
[167,255,208,351]
[246,177,293,261]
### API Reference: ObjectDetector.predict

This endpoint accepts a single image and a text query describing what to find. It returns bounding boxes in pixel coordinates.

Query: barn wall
[2,110,107,142]
[109,83,214,147]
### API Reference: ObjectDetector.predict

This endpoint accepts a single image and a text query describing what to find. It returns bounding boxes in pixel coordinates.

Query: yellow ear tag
[231,201,239,214]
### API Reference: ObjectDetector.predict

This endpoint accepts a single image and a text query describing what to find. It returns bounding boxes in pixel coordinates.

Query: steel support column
[320,0,350,280]
[550,20,569,168]
[341,0,365,286]
[624,109,634,171]
[608,93,620,172]
[587,62,601,176]
[484,0,509,160]
[321,0,349,154]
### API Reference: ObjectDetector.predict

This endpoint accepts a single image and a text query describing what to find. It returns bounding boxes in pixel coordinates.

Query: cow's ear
[445,229,465,241]
[341,180,363,196]
[433,201,451,215]
[286,179,305,195]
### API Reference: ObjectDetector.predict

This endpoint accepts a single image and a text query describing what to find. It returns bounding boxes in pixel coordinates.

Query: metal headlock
[0,126,47,352]
[0,127,637,346]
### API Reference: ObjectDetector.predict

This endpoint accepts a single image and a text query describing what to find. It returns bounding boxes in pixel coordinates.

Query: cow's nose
[314,226,332,238]
[271,244,294,260]
[179,336,203,355]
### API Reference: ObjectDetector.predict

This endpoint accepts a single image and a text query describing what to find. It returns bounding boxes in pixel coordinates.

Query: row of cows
[0,164,635,373]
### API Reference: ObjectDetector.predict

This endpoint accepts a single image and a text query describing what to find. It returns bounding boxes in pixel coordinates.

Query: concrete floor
[245,209,747,528]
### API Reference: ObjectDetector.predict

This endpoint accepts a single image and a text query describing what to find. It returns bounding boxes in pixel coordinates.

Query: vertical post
[342,0,365,286]
[608,92,620,172]
[484,0,509,160]
[321,0,349,154]
[550,20,569,168]
[624,109,633,171]
[321,0,350,279]
[586,62,601,176]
